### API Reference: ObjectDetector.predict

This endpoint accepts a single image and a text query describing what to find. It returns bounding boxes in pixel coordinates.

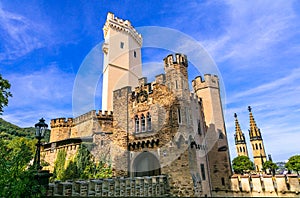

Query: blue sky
[1,0,300,162]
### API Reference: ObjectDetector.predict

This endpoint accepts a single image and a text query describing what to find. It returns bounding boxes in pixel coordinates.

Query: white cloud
[0,2,52,61]
[203,0,299,63]
[2,63,75,127]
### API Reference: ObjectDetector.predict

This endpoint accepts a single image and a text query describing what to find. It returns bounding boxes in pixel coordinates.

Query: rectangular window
[120,42,124,49]
[134,50,136,57]
[177,107,181,124]
[200,164,206,181]
[198,120,202,135]
[221,177,225,186]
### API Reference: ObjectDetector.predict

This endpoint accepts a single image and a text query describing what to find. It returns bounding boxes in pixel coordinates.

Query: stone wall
[47,175,169,197]
[212,174,300,197]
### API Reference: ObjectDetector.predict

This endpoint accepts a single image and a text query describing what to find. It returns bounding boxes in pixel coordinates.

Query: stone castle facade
[43,13,300,197]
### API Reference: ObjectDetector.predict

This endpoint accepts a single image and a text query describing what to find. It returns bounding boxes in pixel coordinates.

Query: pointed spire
[248,106,262,140]
[234,113,246,144]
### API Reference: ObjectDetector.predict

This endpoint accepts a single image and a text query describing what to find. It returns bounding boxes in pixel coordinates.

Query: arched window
[147,112,152,131]
[135,115,139,133]
[252,144,255,150]
[239,147,242,152]
[141,114,146,132]
[243,147,245,152]
[259,143,262,149]
[255,143,258,150]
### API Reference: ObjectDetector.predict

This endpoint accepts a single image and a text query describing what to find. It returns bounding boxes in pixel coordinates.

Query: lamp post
[35,118,48,170]
[34,118,52,193]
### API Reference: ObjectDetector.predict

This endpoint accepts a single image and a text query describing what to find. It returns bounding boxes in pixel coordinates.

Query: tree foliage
[51,144,112,181]
[0,74,12,114]
[263,160,278,175]
[232,156,255,174]
[0,138,42,197]
[285,155,300,175]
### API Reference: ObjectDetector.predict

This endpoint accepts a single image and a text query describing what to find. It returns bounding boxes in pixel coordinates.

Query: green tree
[52,149,67,180]
[0,138,42,197]
[263,160,278,175]
[285,155,300,175]
[0,74,12,114]
[232,156,255,174]
[51,143,112,181]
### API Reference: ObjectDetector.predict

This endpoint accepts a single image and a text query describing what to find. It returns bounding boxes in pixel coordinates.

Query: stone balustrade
[47,175,169,197]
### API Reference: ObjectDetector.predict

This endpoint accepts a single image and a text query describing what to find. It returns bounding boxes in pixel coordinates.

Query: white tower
[102,12,142,111]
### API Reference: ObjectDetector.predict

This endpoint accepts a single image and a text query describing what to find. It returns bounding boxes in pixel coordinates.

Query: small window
[120,42,124,49]
[255,143,258,150]
[243,147,245,152]
[218,130,224,139]
[239,147,242,152]
[259,143,262,149]
[175,80,178,89]
[141,114,145,132]
[135,115,139,133]
[197,120,202,135]
[200,164,206,181]
[252,144,255,150]
[134,50,136,57]
[221,177,225,186]
[177,107,181,124]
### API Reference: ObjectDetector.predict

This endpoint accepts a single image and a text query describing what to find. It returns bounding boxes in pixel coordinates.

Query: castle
[43,13,300,197]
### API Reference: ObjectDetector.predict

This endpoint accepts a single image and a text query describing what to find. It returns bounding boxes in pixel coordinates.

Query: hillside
[0,118,50,142]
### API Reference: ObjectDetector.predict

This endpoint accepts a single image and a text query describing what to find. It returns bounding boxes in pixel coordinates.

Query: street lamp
[35,118,48,170]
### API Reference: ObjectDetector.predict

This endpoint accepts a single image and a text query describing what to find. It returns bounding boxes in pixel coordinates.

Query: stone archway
[133,152,161,177]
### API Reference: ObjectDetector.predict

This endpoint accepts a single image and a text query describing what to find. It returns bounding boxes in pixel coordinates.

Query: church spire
[248,106,261,140]
[234,113,248,157]
[248,106,267,172]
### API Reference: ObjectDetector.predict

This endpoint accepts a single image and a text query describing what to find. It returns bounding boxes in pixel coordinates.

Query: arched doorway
[133,152,161,177]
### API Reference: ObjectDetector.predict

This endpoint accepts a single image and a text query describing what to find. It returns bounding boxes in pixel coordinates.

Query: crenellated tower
[163,53,189,99]
[248,106,267,172]
[192,74,232,192]
[50,118,73,142]
[102,12,142,111]
[234,113,249,157]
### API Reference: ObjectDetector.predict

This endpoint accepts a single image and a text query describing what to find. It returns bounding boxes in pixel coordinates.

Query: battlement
[228,174,300,196]
[113,86,132,98]
[189,92,201,103]
[73,110,113,125]
[51,117,73,128]
[155,74,166,84]
[164,53,188,67]
[103,12,142,45]
[192,74,219,91]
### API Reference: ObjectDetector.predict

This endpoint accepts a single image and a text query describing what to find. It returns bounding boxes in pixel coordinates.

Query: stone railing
[47,175,169,197]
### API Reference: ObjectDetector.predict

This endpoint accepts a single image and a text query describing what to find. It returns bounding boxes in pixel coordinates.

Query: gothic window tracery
[141,114,146,132]
[135,115,139,133]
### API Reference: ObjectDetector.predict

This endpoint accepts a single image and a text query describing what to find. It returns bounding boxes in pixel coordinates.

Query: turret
[234,113,249,157]
[164,53,189,100]
[192,74,232,191]
[102,12,142,111]
[248,106,267,172]
[50,118,73,142]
